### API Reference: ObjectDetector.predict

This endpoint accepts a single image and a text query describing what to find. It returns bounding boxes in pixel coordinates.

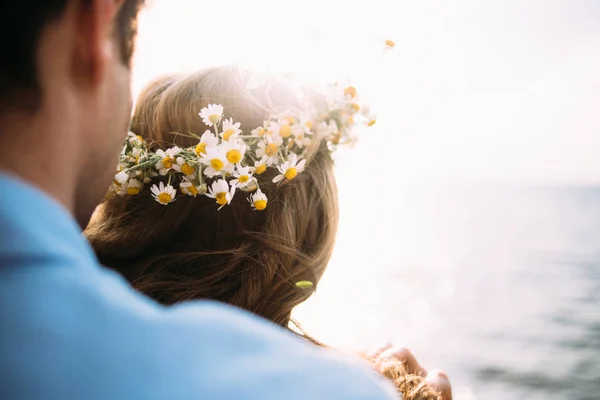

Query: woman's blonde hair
[86,66,338,326]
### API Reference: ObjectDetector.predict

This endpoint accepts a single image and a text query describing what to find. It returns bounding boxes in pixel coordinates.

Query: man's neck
[0,108,77,215]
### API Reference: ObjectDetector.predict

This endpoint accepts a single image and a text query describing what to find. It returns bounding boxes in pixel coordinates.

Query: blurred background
[132,1,600,399]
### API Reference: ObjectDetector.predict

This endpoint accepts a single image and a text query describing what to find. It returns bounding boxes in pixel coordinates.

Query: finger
[366,342,394,359]
[377,346,427,376]
[425,369,452,400]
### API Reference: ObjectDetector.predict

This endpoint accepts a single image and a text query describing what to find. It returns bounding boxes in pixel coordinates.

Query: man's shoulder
[0,265,396,399]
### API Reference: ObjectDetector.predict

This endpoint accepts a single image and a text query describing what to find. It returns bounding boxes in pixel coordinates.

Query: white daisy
[253,155,268,175]
[292,121,311,137]
[269,120,292,139]
[230,165,253,188]
[179,180,205,197]
[126,179,143,196]
[195,130,219,156]
[150,182,177,205]
[127,147,144,164]
[298,112,315,132]
[273,153,306,183]
[251,124,270,137]
[127,132,145,147]
[249,189,268,211]
[256,136,283,166]
[240,179,258,192]
[291,134,312,148]
[220,118,242,141]
[173,157,196,178]
[113,181,127,196]
[206,179,236,208]
[199,104,224,127]
[348,101,361,114]
[315,121,332,139]
[282,114,297,125]
[328,83,352,107]
[362,104,377,126]
[343,85,357,99]
[199,145,228,178]
[114,170,129,185]
[384,39,395,51]
[290,123,312,148]
[154,147,181,175]
[327,120,342,144]
[223,139,246,165]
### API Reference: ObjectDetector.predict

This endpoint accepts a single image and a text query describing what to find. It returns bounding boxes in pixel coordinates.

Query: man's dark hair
[0,0,145,111]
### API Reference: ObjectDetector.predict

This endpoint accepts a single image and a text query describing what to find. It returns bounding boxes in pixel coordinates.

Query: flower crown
[112,84,375,210]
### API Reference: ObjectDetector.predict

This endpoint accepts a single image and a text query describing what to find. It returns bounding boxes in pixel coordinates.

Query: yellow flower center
[265,143,278,156]
[222,129,235,141]
[215,192,228,205]
[344,86,357,98]
[188,185,199,196]
[279,125,292,138]
[210,158,224,171]
[157,193,172,204]
[195,142,207,155]
[162,157,174,169]
[286,116,296,124]
[127,187,140,196]
[331,132,341,144]
[238,175,249,183]
[351,103,360,112]
[226,149,242,164]
[208,114,220,124]
[305,121,313,129]
[385,39,395,48]
[285,167,297,180]
[254,200,267,210]
[136,135,144,143]
[181,163,195,176]
[257,128,268,137]
[368,119,376,127]
[255,164,267,175]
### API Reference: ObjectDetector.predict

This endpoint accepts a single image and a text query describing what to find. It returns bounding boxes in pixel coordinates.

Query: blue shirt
[0,174,397,399]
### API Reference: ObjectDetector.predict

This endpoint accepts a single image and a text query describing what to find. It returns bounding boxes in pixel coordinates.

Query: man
[0,1,399,398]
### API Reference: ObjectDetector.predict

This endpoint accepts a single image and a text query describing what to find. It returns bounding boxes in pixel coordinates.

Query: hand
[369,343,452,400]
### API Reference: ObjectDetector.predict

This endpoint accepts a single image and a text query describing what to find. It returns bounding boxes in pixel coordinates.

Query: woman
[86,66,451,399]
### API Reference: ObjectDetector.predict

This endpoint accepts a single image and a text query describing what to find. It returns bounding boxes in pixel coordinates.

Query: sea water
[295,185,600,400]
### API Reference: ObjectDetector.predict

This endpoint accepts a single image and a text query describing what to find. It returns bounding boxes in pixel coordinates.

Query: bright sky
[131,6,600,396]
[133,0,600,185]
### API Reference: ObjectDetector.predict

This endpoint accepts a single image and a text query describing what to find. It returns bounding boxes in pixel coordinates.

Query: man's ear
[74,0,125,85]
